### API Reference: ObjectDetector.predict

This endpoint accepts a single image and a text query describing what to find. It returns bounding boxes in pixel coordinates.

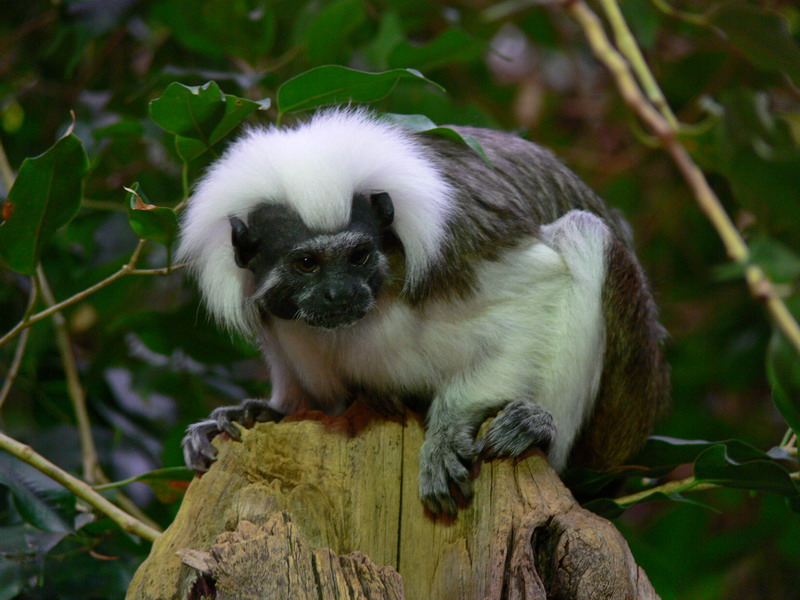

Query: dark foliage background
[1,0,799,598]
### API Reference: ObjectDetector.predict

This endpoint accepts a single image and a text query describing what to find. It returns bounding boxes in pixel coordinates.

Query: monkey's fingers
[182,420,221,472]
[479,400,555,459]
[419,434,474,517]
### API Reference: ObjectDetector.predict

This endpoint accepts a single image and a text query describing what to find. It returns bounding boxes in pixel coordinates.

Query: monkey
[178,109,670,516]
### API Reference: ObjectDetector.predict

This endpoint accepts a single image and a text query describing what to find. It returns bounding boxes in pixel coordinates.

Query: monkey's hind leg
[182,399,282,472]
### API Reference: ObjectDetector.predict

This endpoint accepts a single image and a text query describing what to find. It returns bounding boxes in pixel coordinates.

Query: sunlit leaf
[0,133,88,275]
[383,113,492,165]
[277,66,443,117]
[174,95,269,161]
[149,81,227,141]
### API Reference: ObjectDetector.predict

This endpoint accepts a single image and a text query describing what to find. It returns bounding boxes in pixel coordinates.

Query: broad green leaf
[766,323,800,437]
[0,133,88,275]
[711,3,800,84]
[0,464,73,534]
[306,0,367,65]
[277,66,444,117]
[383,113,492,165]
[174,95,270,162]
[125,183,179,246]
[149,81,227,141]
[388,29,484,72]
[694,445,800,501]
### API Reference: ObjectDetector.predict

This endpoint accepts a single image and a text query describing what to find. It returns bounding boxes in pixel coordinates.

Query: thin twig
[0,283,38,409]
[564,0,800,355]
[614,475,718,506]
[0,256,184,349]
[597,0,678,127]
[36,265,102,484]
[0,431,160,542]
[0,136,15,191]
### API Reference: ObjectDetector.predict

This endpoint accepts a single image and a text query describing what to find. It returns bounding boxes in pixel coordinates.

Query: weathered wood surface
[126,404,659,599]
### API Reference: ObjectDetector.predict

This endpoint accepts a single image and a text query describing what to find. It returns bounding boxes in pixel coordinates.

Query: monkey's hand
[477,400,556,458]
[182,399,282,472]
[418,426,477,517]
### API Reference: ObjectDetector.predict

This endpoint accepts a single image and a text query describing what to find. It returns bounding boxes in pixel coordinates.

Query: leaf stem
[563,0,800,354]
[0,431,161,542]
[0,283,37,409]
[36,265,102,484]
[0,254,184,349]
[597,0,678,128]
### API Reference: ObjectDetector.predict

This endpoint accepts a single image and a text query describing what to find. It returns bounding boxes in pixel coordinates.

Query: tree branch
[563,0,800,355]
[0,431,161,542]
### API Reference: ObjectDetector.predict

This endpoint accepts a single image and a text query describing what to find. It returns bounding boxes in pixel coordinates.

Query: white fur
[177,110,453,335]
[264,210,609,471]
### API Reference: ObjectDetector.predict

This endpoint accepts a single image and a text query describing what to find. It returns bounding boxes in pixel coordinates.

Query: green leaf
[383,113,492,165]
[306,0,367,65]
[710,3,800,84]
[388,29,484,72]
[276,66,444,117]
[125,183,179,247]
[175,95,269,161]
[149,81,227,141]
[766,321,800,437]
[0,133,89,275]
[0,464,73,534]
[694,445,800,500]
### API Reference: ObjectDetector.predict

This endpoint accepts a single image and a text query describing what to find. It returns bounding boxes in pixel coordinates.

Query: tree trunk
[126,403,659,600]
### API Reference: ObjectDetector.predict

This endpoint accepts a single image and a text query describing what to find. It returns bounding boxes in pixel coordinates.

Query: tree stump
[126,403,659,599]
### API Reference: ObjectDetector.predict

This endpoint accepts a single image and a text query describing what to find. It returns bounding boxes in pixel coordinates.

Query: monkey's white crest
[177,109,454,334]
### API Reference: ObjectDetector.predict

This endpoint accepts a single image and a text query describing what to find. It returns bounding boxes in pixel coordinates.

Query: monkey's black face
[230,193,394,330]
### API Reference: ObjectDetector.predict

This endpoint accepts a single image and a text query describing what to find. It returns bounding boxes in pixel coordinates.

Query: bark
[126,403,659,600]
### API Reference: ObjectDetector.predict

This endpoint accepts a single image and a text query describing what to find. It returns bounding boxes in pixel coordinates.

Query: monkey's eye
[296,256,320,273]
[350,248,370,266]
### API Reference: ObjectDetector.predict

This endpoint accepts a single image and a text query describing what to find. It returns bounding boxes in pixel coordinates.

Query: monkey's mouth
[300,308,368,330]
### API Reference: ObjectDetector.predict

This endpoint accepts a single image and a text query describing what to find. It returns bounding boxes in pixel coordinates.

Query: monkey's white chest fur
[267,213,608,471]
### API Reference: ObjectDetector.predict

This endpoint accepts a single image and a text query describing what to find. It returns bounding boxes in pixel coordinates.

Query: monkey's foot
[478,400,556,458]
[182,399,282,472]
[418,427,476,517]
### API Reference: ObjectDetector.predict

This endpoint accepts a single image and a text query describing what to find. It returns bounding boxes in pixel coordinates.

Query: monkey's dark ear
[229,216,258,268]
[370,192,394,228]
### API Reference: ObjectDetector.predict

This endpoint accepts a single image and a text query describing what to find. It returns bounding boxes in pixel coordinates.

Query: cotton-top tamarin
[178,110,670,516]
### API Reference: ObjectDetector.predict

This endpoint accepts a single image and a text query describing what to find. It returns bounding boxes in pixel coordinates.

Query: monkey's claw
[478,400,556,458]
[418,428,476,517]
[182,399,281,473]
